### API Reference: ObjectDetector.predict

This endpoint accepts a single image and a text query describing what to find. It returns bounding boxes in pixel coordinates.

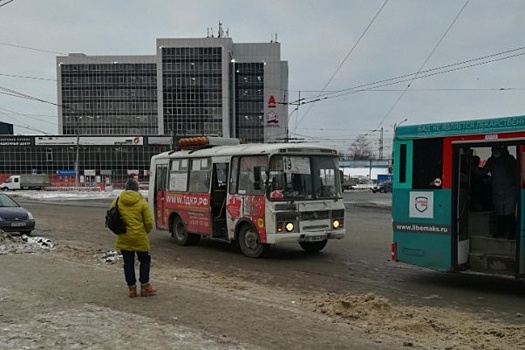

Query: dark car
[371,181,392,193]
[0,193,35,235]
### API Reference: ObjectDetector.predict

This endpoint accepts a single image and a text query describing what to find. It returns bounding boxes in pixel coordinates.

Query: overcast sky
[2,0,525,154]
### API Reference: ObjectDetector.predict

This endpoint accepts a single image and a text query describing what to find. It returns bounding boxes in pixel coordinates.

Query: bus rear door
[519,145,525,276]
[393,138,453,271]
[154,163,169,229]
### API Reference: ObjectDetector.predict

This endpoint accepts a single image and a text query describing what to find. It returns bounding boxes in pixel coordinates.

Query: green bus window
[412,138,443,189]
[399,144,407,183]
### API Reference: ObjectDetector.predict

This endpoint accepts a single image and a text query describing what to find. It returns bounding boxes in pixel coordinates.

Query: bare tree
[348,134,373,160]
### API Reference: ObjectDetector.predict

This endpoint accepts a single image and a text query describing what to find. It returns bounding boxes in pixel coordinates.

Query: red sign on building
[268,95,276,109]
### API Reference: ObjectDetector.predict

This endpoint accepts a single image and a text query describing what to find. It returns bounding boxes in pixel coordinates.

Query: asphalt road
[18,191,525,323]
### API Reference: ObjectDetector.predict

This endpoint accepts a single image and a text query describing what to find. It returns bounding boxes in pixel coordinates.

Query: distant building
[0,135,171,187]
[56,28,289,143]
[0,122,14,135]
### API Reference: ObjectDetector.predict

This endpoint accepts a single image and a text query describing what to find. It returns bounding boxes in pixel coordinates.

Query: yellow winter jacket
[111,190,154,252]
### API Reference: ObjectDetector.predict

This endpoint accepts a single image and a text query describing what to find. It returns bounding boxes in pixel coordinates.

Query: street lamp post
[74,116,82,188]
[74,115,92,188]
[391,118,408,172]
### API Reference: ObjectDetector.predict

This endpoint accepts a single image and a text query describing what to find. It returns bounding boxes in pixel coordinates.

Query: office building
[57,55,158,136]
[57,29,289,143]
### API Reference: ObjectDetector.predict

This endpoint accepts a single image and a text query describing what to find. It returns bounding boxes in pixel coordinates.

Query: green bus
[392,114,525,278]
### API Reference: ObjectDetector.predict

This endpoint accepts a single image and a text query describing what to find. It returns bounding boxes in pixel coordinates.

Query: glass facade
[57,39,287,143]
[60,63,158,135]
[161,47,223,137]
[233,63,265,143]
[0,136,171,188]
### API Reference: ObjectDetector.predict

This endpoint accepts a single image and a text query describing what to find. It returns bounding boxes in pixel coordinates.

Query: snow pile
[97,250,122,264]
[0,303,257,350]
[6,189,148,201]
[0,231,55,255]
[302,292,525,350]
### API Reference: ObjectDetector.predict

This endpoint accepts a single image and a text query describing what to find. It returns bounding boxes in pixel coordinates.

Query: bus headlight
[332,219,341,229]
[285,222,294,232]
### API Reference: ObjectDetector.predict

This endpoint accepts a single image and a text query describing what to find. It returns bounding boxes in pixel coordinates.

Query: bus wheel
[299,240,328,253]
[238,224,268,258]
[172,216,200,246]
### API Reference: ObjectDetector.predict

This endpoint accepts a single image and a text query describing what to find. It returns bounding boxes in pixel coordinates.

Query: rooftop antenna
[218,22,224,38]
[275,33,278,43]
[207,27,210,38]
[270,33,274,43]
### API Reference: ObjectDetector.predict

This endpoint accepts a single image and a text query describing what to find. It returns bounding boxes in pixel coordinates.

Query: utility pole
[379,127,384,160]
[295,91,300,135]
[285,91,303,143]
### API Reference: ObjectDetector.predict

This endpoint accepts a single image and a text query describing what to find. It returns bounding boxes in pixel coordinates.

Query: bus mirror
[253,166,267,191]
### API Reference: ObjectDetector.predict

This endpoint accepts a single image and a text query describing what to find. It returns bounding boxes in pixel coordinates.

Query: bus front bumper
[268,230,345,244]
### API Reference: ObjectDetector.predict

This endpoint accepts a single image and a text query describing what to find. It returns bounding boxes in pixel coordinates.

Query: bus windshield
[268,155,341,200]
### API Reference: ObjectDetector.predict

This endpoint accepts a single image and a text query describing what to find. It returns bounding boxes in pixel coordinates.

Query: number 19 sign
[282,156,311,174]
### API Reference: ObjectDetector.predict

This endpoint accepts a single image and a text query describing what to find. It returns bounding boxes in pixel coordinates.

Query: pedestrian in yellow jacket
[110,178,156,297]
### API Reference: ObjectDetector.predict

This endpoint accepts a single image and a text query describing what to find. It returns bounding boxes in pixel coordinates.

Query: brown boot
[141,283,156,297]
[128,285,137,298]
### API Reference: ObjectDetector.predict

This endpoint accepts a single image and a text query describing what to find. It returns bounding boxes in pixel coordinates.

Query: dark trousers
[121,250,151,286]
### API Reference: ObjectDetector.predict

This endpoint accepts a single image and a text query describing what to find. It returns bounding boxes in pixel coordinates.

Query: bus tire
[299,240,328,253]
[172,216,200,246]
[238,224,269,258]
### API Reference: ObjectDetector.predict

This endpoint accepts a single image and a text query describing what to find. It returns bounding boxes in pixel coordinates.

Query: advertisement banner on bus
[165,193,210,210]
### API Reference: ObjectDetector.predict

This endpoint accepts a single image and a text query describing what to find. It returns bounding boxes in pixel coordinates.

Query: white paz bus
[148,136,346,257]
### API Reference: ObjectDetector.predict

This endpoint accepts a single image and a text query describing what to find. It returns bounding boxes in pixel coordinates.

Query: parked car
[0,193,35,235]
[371,181,392,193]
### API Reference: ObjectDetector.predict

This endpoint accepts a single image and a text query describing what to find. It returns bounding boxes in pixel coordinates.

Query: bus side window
[238,170,253,194]
[412,138,443,189]
[188,158,211,193]
[214,163,228,190]
[229,157,239,195]
[238,156,267,195]
[399,144,407,183]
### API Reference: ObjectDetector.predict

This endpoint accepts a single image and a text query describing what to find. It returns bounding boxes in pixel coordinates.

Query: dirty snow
[0,288,258,350]
[302,292,525,350]
[0,232,54,255]
[6,188,147,201]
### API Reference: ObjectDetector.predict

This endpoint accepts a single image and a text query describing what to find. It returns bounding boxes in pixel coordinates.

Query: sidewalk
[1,252,404,350]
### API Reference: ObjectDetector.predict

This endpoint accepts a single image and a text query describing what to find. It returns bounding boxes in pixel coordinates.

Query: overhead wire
[370,0,471,134]
[0,0,16,9]
[0,73,56,81]
[292,48,525,106]
[0,109,49,134]
[314,51,525,101]
[0,107,57,126]
[294,0,390,130]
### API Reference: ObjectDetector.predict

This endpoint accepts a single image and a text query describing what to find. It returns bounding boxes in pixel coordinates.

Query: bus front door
[211,163,229,239]
[455,147,470,268]
[155,164,169,230]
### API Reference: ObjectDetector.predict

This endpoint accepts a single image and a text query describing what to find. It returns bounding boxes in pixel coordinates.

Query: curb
[345,202,391,211]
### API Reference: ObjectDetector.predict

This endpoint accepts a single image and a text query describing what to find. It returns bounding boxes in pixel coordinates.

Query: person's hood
[118,190,143,206]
